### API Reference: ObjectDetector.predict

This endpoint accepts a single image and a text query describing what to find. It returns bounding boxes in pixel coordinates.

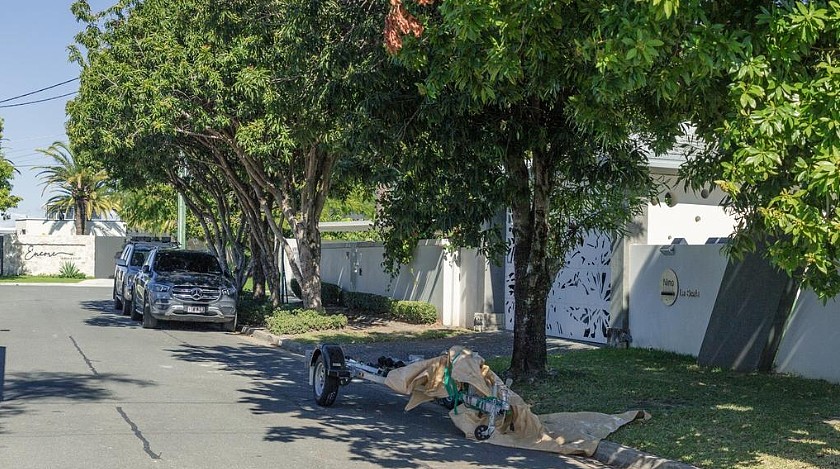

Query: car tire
[222,315,237,333]
[130,296,142,321]
[142,299,159,329]
[313,353,340,407]
[113,285,123,310]
[121,287,132,316]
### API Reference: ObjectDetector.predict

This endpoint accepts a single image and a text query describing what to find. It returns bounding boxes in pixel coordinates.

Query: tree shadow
[167,342,595,468]
[0,371,156,434]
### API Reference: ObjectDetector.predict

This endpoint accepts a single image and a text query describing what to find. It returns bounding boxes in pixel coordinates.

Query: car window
[130,250,149,267]
[154,251,222,274]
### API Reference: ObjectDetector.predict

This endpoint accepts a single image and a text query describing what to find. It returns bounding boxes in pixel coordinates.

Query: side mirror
[115,258,127,267]
[141,265,150,274]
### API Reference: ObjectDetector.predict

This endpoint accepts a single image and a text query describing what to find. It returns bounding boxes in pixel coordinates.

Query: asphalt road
[0,284,608,469]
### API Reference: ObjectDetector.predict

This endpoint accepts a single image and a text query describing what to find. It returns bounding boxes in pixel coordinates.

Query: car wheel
[222,315,237,333]
[113,285,123,310]
[121,287,132,316]
[313,353,340,407]
[130,296,142,321]
[142,299,159,329]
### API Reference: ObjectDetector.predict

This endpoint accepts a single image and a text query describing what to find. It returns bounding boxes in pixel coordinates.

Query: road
[0,284,607,469]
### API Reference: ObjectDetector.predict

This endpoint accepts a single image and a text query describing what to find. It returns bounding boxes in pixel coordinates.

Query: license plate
[186,305,207,314]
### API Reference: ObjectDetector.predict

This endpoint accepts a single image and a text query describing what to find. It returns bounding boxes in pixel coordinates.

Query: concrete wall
[318,240,501,327]
[629,244,729,356]
[0,233,125,278]
[774,291,840,383]
[646,174,736,245]
[14,219,126,237]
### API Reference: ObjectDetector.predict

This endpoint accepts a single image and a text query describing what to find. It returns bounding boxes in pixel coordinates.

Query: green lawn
[289,328,472,345]
[486,348,840,469]
[0,276,86,283]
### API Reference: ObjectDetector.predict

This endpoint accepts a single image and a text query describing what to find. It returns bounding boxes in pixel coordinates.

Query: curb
[240,326,698,469]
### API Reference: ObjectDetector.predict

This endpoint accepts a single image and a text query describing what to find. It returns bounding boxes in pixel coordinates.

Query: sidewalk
[241,326,698,469]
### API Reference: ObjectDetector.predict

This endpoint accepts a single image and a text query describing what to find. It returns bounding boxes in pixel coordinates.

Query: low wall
[629,243,840,383]
[1,234,125,278]
[629,244,730,356]
[317,240,501,328]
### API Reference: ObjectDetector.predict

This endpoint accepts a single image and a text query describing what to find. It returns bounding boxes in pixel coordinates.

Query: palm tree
[36,141,119,235]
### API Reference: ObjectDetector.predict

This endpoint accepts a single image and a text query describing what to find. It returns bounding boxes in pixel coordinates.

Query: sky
[0,0,111,227]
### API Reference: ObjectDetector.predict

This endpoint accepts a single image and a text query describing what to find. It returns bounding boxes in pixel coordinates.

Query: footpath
[241,326,698,469]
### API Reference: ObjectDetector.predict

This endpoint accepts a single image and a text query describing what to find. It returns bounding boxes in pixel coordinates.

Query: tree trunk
[75,199,86,235]
[250,232,266,299]
[293,219,323,310]
[506,146,555,381]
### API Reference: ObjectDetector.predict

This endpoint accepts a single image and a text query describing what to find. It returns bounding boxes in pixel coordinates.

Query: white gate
[505,218,612,344]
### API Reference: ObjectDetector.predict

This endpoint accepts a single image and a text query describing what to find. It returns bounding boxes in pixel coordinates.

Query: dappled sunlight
[713,403,754,412]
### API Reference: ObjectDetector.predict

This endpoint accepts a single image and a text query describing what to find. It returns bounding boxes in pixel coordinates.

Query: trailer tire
[474,424,491,441]
[313,353,339,406]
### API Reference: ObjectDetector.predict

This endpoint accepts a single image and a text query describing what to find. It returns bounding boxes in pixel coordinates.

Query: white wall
[15,219,126,237]
[774,291,840,383]
[2,234,97,276]
[629,244,729,355]
[645,175,736,245]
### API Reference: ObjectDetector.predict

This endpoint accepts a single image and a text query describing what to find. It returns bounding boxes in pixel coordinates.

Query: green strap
[443,352,462,414]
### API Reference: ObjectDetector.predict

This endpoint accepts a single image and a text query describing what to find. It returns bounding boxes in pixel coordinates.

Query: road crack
[68,336,98,376]
[116,406,162,460]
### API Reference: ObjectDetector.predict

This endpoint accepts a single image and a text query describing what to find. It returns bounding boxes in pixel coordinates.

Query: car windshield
[154,251,222,274]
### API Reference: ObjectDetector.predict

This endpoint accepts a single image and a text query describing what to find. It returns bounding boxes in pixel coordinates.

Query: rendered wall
[774,292,840,383]
[318,240,502,327]
[628,244,729,355]
[15,219,126,237]
[1,234,96,276]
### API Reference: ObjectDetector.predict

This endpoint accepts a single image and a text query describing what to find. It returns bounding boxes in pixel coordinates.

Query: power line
[0,77,79,104]
[0,91,78,109]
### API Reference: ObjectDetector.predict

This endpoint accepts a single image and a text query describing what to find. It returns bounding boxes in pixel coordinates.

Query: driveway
[0,284,608,469]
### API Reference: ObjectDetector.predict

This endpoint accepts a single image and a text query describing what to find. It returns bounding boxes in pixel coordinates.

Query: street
[0,285,606,469]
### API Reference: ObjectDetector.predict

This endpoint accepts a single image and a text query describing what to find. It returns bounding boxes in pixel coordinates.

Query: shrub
[265,308,348,335]
[289,278,343,306]
[391,301,438,324]
[237,291,274,326]
[343,291,393,315]
[57,261,86,279]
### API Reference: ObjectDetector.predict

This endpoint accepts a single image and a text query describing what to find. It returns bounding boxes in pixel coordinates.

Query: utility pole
[177,162,187,248]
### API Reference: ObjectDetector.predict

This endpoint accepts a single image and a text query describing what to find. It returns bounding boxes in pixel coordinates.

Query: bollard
[0,346,5,402]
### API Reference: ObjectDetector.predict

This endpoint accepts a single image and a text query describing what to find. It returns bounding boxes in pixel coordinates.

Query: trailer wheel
[474,424,491,441]
[313,353,339,406]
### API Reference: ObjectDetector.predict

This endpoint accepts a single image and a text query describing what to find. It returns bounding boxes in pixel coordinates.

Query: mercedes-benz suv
[132,248,238,331]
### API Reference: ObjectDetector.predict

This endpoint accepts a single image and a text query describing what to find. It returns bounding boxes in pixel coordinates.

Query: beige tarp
[383,346,650,457]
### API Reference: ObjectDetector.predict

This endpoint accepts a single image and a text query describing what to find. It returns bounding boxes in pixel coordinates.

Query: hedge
[265,308,348,335]
[391,300,438,324]
[343,291,393,315]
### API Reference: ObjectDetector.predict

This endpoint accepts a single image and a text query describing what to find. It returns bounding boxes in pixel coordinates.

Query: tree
[381,0,724,380]
[0,118,22,213]
[36,141,119,235]
[68,0,417,308]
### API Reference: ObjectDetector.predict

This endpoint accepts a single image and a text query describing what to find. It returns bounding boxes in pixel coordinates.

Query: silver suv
[132,248,238,331]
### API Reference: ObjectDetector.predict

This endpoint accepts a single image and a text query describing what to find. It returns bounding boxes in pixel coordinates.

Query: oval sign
[661,269,679,306]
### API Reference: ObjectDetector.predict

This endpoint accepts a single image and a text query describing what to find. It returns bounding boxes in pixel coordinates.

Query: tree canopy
[0,118,22,214]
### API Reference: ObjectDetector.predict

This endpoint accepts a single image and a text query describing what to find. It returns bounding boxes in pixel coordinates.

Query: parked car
[132,248,238,331]
[113,240,177,316]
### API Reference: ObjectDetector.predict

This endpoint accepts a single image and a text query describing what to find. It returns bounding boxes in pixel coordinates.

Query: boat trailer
[306,344,512,440]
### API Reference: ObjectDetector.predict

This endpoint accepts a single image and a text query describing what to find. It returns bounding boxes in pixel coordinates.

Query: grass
[486,348,840,469]
[290,327,472,345]
[0,275,86,283]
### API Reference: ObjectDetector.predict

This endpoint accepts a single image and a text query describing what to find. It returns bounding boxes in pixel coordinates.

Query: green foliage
[681,1,840,298]
[0,119,22,213]
[57,262,86,279]
[265,308,348,335]
[35,141,119,234]
[342,291,394,315]
[236,291,275,326]
[391,300,438,324]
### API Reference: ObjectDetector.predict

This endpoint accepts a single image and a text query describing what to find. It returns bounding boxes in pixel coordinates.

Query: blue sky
[0,0,111,226]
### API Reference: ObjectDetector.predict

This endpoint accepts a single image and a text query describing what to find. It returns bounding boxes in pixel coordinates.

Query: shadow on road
[0,371,156,435]
[167,342,594,469]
